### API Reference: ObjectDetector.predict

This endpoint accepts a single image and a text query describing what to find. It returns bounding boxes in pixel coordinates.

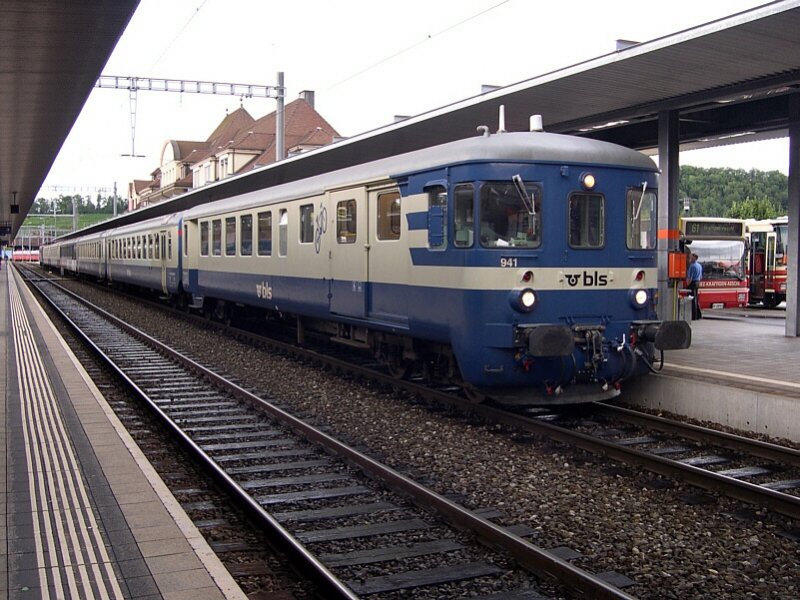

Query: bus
[747,216,787,308]
[680,217,749,309]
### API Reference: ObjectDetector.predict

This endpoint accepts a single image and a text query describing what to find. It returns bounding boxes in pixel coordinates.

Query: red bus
[680,217,749,309]
[747,216,787,308]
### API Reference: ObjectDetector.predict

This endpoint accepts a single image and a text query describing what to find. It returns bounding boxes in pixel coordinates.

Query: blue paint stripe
[406,212,427,230]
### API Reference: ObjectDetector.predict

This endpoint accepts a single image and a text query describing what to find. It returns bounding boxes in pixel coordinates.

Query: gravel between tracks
[65,279,799,600]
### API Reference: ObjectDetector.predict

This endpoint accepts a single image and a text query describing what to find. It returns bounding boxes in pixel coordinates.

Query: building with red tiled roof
[129,92,340,210]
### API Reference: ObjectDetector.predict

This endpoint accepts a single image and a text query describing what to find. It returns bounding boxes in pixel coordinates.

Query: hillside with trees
[679,165,787,219]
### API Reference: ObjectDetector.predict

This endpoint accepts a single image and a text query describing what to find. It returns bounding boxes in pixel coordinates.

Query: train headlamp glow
[580,172,596,190]
[509,288,537,313]
[630,289,649,308]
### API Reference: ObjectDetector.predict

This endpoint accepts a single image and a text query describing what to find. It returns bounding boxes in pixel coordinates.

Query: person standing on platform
[686,252,703,320]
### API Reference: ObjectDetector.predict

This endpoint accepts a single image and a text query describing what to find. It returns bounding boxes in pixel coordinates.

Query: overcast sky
[40,0,789,197]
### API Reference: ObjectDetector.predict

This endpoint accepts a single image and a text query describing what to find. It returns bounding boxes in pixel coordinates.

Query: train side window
[299,204,314,243]
[225,217,236,256]
[257,211,272,256]
[240,214,253,256]
[168,234,172,260]
[454,184,474,248]
[183,224,189,257]
[568,193,605,248]
[427,185,447,250]
[377,190,401,240]
[212,219,222,256]
[626,187,657,250]
[279,209,288,256]
[154,234,160,260]
[200,222,209,256]
[337,200,357,244]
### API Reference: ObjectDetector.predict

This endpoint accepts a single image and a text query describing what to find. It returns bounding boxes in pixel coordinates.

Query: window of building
[257,211,272,256]
[200,222,209,256]
[336,200,356,244]
[299,204,314,243]
[279,209,288,256]
[225,217,236,256]
[377,190,401,240]
[212,219,222,256]
[240,214,253,256]
[626,187,657,250]
[568,193,604,248]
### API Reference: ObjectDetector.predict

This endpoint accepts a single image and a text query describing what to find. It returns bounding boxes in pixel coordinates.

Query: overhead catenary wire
[325,0,512,90]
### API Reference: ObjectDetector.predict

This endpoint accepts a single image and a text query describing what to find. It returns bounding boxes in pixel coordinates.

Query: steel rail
[23,268,636,600]
[594,403,800,468]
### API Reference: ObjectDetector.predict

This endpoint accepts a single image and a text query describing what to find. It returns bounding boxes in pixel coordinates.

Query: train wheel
[387,357,411,379]
[463,385,487,404]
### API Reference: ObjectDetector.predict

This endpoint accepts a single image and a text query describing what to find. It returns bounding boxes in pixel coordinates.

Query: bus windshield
[690,240,746,280]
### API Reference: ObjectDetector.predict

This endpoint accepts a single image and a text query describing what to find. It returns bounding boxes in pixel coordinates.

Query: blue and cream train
[41,127,690,405]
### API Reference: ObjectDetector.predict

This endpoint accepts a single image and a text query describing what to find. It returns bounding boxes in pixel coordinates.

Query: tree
[679,166,787,217]
[727,197,780,219]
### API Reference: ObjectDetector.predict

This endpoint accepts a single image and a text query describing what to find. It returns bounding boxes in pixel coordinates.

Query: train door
[159,229,168,294]
[764,231,777,296]
[328,187,368,317]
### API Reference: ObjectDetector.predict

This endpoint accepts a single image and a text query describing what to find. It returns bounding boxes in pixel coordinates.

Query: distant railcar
[42,127,690,405]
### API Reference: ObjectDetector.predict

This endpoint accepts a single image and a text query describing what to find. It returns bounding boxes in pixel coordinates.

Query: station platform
[1,266,247,599]
[623,305,800,443]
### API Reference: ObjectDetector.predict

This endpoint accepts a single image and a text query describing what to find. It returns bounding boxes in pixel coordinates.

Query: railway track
[20,267,637,599]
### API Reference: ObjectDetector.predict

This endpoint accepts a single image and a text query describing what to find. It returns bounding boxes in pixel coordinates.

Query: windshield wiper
[512,174,536,216]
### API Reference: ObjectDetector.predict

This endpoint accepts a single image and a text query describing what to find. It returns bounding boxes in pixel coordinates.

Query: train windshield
[479,182,542,248]
[691,240,747,280]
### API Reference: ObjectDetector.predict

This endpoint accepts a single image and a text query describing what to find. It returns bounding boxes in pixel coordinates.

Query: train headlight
[630,288,649,309]
[580,172,596,190]
[509,288,537,313]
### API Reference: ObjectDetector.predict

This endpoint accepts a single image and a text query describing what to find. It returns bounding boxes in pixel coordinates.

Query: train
[40,124,691,405]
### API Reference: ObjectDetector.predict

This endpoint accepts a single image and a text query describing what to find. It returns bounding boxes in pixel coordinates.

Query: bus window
[454,184,474,248]
[626,187,657,250]
[427,185,447,250]
[568,193,604,248]
[377,191,401,240]
[336,200,356,244]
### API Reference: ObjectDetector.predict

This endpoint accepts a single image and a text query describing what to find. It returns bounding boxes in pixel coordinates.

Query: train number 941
[500,257,518,268]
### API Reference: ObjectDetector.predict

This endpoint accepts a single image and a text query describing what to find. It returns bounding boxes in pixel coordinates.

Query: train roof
[183,131,657,220]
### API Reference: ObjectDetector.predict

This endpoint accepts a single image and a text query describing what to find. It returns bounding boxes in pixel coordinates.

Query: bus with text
[680,217,749,309]
[747,216,788,308]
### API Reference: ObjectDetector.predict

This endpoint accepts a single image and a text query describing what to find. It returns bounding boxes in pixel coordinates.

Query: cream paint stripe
[10,274,123,599]
[11,282,60,600]
[11,275,119,599]
[12,280,81,599]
